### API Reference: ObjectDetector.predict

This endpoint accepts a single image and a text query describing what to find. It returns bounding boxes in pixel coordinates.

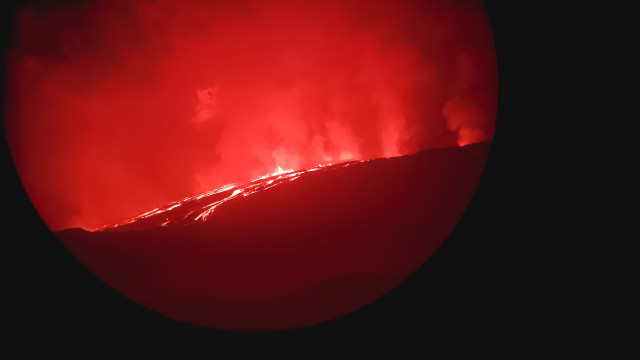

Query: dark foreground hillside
[56,142,491,331]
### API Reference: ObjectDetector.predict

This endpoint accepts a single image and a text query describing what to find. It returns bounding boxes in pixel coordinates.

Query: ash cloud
[5,0,497,230]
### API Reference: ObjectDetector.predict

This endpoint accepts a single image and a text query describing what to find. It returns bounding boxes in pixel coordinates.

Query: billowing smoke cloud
[4,0,497,230]
[192,86,220,124]
[442,97,494,146]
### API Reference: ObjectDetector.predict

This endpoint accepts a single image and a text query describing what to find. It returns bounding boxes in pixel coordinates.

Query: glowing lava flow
[91,161,360,232]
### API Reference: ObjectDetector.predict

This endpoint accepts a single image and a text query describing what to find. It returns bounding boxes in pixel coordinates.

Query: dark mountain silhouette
[55,142,491,331]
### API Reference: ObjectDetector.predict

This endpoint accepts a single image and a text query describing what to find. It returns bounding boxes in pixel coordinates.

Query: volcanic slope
[55,141,491,331]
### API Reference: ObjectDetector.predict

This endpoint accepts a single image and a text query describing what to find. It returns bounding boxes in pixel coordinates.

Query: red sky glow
[5,0,497,231]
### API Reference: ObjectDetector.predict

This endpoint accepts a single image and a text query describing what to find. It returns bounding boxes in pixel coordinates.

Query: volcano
[53,142,490,331]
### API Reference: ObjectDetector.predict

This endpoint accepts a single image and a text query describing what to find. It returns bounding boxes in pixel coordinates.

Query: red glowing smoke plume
[5,0,497,231]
